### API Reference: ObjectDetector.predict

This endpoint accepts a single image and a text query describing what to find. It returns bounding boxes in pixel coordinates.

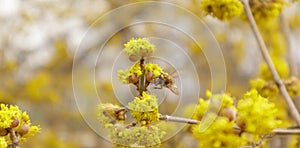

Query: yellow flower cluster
[110,125,165,147]
[250,78,279,99]
[285,77,300,98]
[259,56,289,81]
[192,116,246,148]
[144,63,163,78]
[0,104,40,143]
[200,0,243,21]
[118,63,142,84]
[124,38,155,61]
[191,90,283,147]
[249,0,286,23]
[207,90,234,109]
[128,92,159,125]
[237,89,281,135]
[0,137,7,148]
[192,99,209,120]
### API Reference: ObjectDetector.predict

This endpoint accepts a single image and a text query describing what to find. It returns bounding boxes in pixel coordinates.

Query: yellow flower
[144,63,163,78]
[250,78,279,99]
[192,98,209,120]
[110,125,165,147]
[128,92,159,125]
[192,116,247,148]
[200,0,243,21]
[0,104,40,143]
[237,89,281,134]
[118,63,142,84]
[0,104,21,129]
[0,137,7,148]
[259,56,289,80]
[124,38,155,61]
[248,0,287,23]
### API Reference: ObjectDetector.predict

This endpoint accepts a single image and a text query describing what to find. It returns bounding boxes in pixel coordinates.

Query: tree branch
[8,128,20,148]
[159,114,199,124]
[159,114,300,135]
[240,0,300,125]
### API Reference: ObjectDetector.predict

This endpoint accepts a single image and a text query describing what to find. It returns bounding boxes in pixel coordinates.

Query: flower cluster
[259,57,289,81]
[118,63,163,85]
[191,90,281,147]
[128,92,160,125]
[109,125,165,147]
[0,104,40,145]
[98,38,167,147]
[0,137,7,148]
[118,63,142,84]
[144,63,163,79]
[192,116,246,148]
[200,0,243,21]
[248,0,286,23]
[124,38,155,62]
[250,78,279,99]
[237,89,281,134]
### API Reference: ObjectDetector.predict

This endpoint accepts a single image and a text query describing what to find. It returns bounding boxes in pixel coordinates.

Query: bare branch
[159,114,199,124]
[240,0,300,125]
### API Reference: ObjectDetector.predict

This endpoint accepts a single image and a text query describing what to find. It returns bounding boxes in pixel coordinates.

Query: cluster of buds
[0,104,40,147]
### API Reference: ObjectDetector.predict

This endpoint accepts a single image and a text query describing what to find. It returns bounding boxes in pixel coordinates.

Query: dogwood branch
[240,0,300,125]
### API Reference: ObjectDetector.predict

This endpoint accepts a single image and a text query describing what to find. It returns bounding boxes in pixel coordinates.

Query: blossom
[200,0,243,21]
[144,63,163,78]
[192,116,247,148]
[0,137,7,148]
[124,38,155,61]
[110,125,165,147]
[248,0,286,23]
[128,92,159,125]
[237,89,281,134]
[0,104,40,143]
[117,63,142,84]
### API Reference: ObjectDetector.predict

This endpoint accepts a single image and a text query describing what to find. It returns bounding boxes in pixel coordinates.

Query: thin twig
[240,0,300,125]
[159,114,199,124]
[138,57,145,96]
[8,128,20,148]
[159,114,300,135]
[273,128,300,135]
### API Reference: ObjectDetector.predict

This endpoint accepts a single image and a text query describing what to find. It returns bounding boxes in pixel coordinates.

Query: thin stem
[8,128,20,148]
[139,57,145,96]
[240,0,300,125]
[159,114,199,124]
[273,128,300,135]
[159,114,300,135]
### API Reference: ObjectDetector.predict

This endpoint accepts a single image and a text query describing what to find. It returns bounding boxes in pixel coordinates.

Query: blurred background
[1,0,300,147]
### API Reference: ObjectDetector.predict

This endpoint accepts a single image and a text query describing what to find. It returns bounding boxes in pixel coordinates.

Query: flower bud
[146,72,154,82]
[10,119,20,128]
[221,107,236,121]
[129,75,139,84]
[0,128,8,136]
[18,124,30,135]
[129,55,139,62]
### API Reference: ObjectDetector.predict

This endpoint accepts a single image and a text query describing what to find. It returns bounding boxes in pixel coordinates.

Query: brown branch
[8,128,20,148]
[240,0,300,125]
